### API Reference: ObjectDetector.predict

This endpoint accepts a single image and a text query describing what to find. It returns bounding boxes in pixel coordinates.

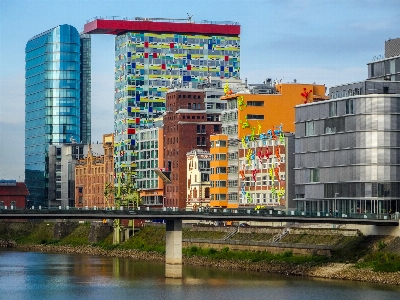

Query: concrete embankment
[11,243,400,285]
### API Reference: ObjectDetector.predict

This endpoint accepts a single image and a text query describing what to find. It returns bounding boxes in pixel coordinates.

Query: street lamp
[334,193,339,217]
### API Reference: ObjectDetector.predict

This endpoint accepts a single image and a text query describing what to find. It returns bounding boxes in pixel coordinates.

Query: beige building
[75,134,114,208]
[186,149,211,210]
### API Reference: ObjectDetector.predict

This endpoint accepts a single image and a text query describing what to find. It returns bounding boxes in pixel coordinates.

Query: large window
[329,102,337,117]
[305,121,315,136]
[310,168,319,182]
[345,99,354,114]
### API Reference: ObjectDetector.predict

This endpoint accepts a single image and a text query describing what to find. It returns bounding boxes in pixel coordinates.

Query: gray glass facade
[80,33,91,144]
[294,86,400,216]
[25,24,89,207]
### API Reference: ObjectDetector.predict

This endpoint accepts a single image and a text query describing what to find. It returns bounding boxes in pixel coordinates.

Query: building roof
[84,19,240,35]
[0,182,29,196]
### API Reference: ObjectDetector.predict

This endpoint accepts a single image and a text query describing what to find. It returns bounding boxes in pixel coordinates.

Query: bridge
[1,208,399,278]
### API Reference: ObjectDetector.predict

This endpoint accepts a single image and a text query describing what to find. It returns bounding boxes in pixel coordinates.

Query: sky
[1,0,399,181]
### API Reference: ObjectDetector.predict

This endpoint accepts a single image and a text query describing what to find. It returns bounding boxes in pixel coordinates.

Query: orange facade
[75,134,114,208]
[210,83,327,208]
[231,83,327,139]
[209,135,230,207]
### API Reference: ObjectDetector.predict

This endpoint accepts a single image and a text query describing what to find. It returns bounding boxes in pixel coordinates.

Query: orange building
[75,134,114,208]
[210,82,327,208]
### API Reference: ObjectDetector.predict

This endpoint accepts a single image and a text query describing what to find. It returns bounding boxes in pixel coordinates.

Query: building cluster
[0,18,399,218]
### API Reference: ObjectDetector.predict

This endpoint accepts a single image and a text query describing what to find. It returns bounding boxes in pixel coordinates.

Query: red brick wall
[163,90,221,208]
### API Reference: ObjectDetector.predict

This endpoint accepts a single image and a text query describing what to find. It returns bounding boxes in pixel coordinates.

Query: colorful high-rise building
[25,24,91,208]
[84,17,240,179]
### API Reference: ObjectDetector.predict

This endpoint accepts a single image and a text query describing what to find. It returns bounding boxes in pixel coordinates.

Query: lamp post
[335,193,339,217]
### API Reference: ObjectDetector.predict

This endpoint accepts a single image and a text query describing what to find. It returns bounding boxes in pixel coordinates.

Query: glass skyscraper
[25,24,91,207]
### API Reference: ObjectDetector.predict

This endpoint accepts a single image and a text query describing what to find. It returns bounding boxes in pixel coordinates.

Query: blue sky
[1,0,399,180]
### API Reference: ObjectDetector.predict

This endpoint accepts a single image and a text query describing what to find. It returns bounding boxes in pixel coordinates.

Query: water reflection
[0,250,399,300]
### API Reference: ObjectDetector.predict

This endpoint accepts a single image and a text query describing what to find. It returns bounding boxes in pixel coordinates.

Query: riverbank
[12,243,400,285]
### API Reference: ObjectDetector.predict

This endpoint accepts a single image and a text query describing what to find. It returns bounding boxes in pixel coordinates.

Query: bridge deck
[0,209,398,226]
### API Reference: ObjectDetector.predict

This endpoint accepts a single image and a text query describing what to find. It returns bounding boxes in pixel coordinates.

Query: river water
[0,250,399,300]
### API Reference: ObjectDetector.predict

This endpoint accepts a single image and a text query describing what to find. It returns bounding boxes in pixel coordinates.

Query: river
[0,250,399,300]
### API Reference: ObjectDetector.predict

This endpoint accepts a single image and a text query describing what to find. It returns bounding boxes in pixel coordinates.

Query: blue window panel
[229,67,233,72]
[127,52,131,57]
[148,107,153,112]
[220,66,224,72]
[208,44,213,50]
[132,63,136,68]
[136,94,140,101]
[128,107,131,113]
[187,54,191,60]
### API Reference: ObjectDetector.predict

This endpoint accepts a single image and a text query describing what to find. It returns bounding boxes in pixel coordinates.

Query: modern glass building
[294,80,400,216]
[25,24,91,208]
[84,17,240,179]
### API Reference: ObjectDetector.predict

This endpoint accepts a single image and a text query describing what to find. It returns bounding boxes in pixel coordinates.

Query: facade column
[165,219,182,278]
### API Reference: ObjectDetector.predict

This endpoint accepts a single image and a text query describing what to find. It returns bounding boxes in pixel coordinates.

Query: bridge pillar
[165,219,182,278]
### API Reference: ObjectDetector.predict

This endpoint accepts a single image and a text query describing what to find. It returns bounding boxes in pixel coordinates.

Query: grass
[183,245,328,264]
[356,251,400,272]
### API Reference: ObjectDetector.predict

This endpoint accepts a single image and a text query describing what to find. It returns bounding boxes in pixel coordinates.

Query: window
[215,181,227,187]
[329,102,337,117]
[310,168,319,182]
[345,99,354,114]
[216,167,227,174]
[247,101,264,106]
[215,140,227,147]
[305,121,315,136]
[247,114,264,120]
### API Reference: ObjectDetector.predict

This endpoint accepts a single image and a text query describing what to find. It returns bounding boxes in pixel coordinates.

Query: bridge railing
[0,207,398,221]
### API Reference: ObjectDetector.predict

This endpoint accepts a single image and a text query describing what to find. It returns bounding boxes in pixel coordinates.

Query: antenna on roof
[187,13,194,23]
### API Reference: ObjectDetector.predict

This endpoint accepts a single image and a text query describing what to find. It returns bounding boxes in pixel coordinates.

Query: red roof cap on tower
[84,19,240,35]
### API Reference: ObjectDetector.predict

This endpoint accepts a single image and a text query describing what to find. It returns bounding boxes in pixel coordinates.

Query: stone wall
[88,223,113,243]
[53,222,79,240]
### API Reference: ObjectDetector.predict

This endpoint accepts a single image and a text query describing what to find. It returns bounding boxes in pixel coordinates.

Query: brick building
[75,134,114,208]
[163,89,221,208]
[0,180,29,209]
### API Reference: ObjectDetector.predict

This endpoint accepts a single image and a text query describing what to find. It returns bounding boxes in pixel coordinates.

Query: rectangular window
[216,167,227,174]
[247,114,264,120]
[345,99,354,114]
[329,102,337,117]
[215,140,227,147]
[247,101,264,106]
[305,121,315,136]
[310,168,319,182]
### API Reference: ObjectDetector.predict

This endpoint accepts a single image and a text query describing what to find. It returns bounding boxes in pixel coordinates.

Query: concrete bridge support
[165,219,182,278]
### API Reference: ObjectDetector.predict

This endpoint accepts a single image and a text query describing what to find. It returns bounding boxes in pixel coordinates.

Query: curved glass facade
[25,25,81,207]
